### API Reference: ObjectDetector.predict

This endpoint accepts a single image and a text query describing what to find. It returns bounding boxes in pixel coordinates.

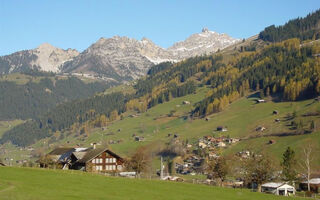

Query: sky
[0,0,319,56]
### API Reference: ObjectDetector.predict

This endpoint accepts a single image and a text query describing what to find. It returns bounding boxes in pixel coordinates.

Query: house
[217,126,228,132]
[273,110,279,115]
[256,99,266,103]
[198,141,207,149]
[70,147,124,172]
[300,178,320,193]
[256,126,266,132]
[38,147,75,169]
[261,182,295,196]
[217,142,226,147]
[134,136,145,142]
[275,119,280,123]
[182,101,190,105]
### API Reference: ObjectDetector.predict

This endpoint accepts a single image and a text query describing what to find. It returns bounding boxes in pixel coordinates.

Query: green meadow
[0,167,302,200]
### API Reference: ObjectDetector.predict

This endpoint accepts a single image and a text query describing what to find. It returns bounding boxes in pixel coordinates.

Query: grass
[0,120,24,137]
[0,167,302,200]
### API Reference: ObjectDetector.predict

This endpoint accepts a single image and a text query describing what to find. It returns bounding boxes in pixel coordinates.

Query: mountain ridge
[0,29,239,83]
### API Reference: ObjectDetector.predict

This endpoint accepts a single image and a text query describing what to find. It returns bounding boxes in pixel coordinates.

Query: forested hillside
[0,74,109,120]
[259,9,320,42]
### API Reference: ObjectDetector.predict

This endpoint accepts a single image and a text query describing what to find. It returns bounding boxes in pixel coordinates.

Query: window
[92,159,95,164]
[117,165,122,171]
[112,165,116,170]
[113,158,116,163]
[100,158,103,163]
[95,165,102,171]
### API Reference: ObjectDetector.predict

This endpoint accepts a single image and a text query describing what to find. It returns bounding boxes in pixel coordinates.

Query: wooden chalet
[70,147,124,173]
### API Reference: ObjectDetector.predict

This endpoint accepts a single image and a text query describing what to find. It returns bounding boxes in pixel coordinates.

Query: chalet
[217,141,226,147]
[70,147,124,173]
[275,119,280,123]
[261,182,295,196]
[182,101,190,105]
[256,126,266,132]
[256,99,266,103]
[38,147,75,169]
[217,126,228,132]
[198,141,207,149]
[273,110,279,115]
[300,178,320,193]
[134,136,145,142]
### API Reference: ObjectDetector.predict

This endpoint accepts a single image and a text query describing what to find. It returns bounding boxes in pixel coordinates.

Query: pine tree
[281,147,297,184]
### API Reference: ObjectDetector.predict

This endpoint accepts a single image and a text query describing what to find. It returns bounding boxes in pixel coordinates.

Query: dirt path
[0,185,15,193]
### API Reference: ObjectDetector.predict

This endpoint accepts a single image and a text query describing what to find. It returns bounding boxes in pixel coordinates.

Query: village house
[261,182,295,196]
[70,146,124,173]
[256,126,266,132]
[38,147,75,169]
[300,178,320,193]
[182,101,190,105]
[38,145,124,173]
[217,126,228,132]
[256,99,266,103]
[134,136,145,142]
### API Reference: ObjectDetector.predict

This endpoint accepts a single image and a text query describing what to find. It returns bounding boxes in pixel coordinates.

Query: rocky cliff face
[0,43,79,74]
[0,28,239,82]
[168,28,239,59]
[62,36,175,82]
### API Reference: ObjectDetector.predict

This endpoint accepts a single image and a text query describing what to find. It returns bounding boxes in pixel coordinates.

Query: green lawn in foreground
[0,167,302,200]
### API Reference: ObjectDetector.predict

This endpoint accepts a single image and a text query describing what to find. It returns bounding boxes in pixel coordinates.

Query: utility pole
[160,156,163,180]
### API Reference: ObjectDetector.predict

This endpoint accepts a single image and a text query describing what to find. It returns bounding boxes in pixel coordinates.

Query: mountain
[168,28,239,59]
[0,43,79,74]
[62,29,239,82]
[62,36,174,82]
[0,29,239,83]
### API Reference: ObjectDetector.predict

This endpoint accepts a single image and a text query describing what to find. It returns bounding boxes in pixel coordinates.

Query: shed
[256,99,266,103]
[217,126,228,132]
[300,178,320,193]
[261,182,295,196]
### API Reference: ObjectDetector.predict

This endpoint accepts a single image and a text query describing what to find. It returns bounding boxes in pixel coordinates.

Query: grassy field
[0,120,24,138]
[0,167,302,200]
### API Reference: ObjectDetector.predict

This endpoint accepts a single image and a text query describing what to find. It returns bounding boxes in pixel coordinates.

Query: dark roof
[77,148,123,163]
[0,162,5,166]
[48,148,75,155]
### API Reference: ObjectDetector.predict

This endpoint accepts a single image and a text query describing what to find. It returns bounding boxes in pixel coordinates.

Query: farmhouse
[300,178,320,193]
[71,147,124,172]
[38,147,75,169]
[217,126,228,132]
[261,182,295,196]
[256,99,266,103]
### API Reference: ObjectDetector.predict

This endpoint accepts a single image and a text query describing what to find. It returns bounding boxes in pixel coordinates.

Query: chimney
[92,142,97,149]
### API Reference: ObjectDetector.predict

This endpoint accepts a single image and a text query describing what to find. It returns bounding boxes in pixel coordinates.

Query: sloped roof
[73,152,87,160]
[48,148,75,155]
[261,182,284,188]
[0,162,5,166]
[302,178,320,184]
[77,148,123,163]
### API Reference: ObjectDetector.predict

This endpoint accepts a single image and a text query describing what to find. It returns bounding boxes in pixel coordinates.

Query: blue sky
[0,0,319,55]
